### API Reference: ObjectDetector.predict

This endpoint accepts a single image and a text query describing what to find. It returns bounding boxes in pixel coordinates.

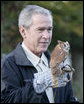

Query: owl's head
[57,40,70,53]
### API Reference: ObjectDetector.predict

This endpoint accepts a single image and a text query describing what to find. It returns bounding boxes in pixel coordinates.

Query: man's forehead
[30,14,53,29]
[32,14,52,22]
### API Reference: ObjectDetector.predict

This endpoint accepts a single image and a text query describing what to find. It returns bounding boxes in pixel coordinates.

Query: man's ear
[19,26,26,39]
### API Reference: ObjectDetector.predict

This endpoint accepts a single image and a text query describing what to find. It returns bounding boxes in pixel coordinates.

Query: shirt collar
[21,42,48,67]
[21,42,40,67]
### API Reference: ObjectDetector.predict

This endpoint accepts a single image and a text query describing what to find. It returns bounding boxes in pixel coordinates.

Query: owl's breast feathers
[50,44,67,68]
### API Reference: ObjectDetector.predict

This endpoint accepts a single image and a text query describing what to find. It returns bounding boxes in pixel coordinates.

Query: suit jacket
[1,42,79,103]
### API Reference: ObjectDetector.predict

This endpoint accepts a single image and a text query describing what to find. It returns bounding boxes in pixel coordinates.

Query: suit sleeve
[1,57,43,103]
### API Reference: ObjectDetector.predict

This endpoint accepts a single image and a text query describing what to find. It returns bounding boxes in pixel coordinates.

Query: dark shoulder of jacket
[1,48,16,68]
[1,42,22,65]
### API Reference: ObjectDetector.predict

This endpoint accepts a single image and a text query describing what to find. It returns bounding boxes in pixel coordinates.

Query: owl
[50,40,74,87]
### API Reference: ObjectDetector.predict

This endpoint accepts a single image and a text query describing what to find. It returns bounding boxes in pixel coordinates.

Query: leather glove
[33,69,52,93]
[33,68,69,93]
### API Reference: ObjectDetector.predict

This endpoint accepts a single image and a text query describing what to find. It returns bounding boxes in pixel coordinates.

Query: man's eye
[48,28,52,31]
[37,28,52,33]
[38,29,44,32]
[47,28,52,33]
[39,29,44,31]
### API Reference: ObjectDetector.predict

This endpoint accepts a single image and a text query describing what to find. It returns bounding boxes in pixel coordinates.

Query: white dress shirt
[21,42,54,103]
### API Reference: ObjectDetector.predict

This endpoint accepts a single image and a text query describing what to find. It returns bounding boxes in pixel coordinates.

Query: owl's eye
[64,43,66,47]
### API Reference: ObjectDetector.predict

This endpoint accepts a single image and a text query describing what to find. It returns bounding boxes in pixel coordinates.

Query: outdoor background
[1,1,83,103]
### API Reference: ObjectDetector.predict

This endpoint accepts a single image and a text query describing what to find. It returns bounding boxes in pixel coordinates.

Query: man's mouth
[40,42,49,44]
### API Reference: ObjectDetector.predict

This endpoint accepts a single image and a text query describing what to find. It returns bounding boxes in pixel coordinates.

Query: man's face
[24,14,53,57]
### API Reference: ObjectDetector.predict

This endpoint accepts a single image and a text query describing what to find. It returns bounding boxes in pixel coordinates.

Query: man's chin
[35,48,48,57]
[39,47,48,53]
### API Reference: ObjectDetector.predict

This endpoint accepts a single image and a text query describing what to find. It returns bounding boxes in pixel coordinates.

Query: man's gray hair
[18,5,52,28]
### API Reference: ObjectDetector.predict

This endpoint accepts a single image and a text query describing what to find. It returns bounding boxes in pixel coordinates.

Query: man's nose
[42,30,50,39]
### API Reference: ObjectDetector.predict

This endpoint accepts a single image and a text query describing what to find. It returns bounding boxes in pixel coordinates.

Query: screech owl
[50,40,74,86]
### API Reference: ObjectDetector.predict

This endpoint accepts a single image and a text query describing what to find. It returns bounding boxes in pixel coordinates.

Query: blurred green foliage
[1,1,83,103]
